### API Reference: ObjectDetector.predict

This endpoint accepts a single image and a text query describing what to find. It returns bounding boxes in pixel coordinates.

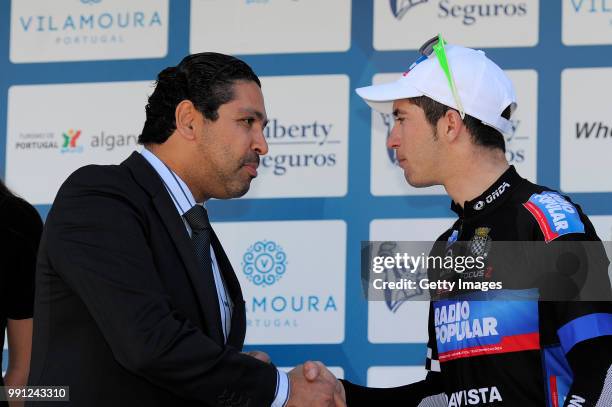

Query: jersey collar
[451,165,523,219]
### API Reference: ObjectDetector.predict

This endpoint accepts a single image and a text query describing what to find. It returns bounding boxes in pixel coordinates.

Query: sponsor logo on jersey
[523,192,585,243]
[448,386,503,407]
[469,227,492,257]
[473,182,511,211]
[434,296,540,362]
[446,229,459,248]
[567,394,586,407]
[435,301,499,346]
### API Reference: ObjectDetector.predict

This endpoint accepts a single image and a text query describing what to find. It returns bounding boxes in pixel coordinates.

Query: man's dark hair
[408,96,513,152]
[139,52,261,144]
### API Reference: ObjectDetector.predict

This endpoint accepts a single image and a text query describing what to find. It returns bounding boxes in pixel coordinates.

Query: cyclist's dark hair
[408,96,512,152]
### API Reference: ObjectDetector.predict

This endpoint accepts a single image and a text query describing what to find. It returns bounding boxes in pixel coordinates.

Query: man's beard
[221,152,260,198]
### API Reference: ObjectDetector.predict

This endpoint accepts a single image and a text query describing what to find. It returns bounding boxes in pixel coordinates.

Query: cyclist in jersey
[306,36,612,407]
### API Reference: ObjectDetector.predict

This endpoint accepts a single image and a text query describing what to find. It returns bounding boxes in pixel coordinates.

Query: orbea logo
[60,128,83,153]
[242,240,287,287]
[390,0,429,20]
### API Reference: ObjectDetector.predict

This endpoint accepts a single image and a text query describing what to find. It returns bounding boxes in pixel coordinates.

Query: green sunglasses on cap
[419,34,466,119]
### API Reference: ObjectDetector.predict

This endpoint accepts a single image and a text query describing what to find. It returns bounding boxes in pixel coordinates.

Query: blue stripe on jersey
[557,313,612,354]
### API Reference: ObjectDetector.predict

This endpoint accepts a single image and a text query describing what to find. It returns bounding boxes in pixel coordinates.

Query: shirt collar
[450,165,523,219]
[140,148,197,216]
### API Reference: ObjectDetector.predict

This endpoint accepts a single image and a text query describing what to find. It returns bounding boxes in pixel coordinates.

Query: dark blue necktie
[183,205,213,277]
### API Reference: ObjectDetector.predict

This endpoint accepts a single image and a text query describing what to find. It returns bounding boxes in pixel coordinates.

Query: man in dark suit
[28,53,343,406]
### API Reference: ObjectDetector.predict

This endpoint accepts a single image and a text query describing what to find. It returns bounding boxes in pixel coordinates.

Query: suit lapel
[123,152,224,346]
[211,231,246,348]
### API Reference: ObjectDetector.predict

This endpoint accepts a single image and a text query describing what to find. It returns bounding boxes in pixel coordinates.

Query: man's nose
[386,124,400,150]
[253,127,269,155]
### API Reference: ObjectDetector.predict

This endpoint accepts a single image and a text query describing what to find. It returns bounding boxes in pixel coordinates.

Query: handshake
[288,361,346,407]
[246,352,346,406]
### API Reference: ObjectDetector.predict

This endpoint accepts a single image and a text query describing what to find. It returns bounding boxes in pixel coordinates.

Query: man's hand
[303,361,346,406]
[285,361,345,406]
[242,350,271,364]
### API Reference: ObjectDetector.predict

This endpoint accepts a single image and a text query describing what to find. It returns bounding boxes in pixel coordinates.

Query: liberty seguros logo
[388,0,528,26]
[261,118,339,176]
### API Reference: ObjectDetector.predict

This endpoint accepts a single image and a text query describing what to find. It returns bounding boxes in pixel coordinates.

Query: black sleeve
[1,196,42,320]
[44,169,278,405]
[526,197,612,406]
[341,303,447,406]
[552,297,612,407]
[562,335,612,407]
[341,372,445,406]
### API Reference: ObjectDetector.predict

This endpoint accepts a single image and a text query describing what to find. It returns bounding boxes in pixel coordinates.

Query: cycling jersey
[343,166,612,407]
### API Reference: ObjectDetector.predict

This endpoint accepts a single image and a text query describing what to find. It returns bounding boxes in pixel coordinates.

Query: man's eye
[394,117,404,123]
[242,118,255,126]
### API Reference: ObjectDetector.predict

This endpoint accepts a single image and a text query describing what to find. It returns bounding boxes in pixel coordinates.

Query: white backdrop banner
[561,68,612,193]
[373,0,539,50]
[213,220,346,345]
[10,0,168,63]
[6,81,151,204]
[190,0,351,55]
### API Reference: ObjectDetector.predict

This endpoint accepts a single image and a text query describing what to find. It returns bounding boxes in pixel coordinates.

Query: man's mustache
[241,153,260,168]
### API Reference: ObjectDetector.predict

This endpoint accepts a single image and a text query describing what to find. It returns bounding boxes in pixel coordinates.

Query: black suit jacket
[28,152,277,406]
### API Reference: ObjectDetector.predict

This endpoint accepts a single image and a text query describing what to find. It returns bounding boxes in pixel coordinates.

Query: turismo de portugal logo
[60,128,83,153]
[242,240,287,287]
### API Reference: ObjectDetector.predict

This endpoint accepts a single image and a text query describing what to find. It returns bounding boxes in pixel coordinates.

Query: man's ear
[441,109,464,143]
[175,100,198,140]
